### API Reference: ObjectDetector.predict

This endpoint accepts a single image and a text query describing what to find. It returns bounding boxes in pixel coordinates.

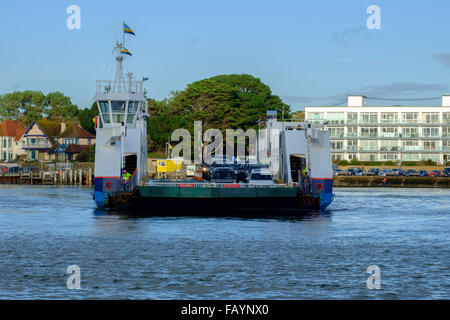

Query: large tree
[78,102,99,134]
[147,74,291,151]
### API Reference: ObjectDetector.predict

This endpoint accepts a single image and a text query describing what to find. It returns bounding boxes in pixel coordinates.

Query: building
[21,120,95,161]
[0,120,26,162]
[305,95,450,165]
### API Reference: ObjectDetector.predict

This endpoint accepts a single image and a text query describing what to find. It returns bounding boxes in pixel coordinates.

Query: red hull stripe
[95,176,120,179]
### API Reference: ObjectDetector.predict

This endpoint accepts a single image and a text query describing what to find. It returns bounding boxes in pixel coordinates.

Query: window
[443,127,450,138]
[361,113,378,124]
[422,128,439,137]
[330,140,344,151]
[360,154,377,161]
[423,141,437,151]
[380,127,398,137]
[402,153,419,161]
[347,112,358,124]
[402,141,419,151]
[347,140,357,151]
[348,154,357,160]
[380,140,399,152]
[360,140,378,151]
[127,101,140,123]
[381,112,398,124]
[422,113,439,124]
[111,101,125,123]
[8,139,12,148]
[347,127,357,137]
[402,112,419,123]
[443,113,450,124]
[381,154,398,160]
[326,112,345,124]
[402,127,419,138]
[443,140,450,151]
[361,127,378,137]
[308,112,324,124]
[329,127,344,138]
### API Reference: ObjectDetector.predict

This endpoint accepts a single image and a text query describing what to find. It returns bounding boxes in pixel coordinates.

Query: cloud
[331,26,371,46]
[433,53,450,68]
[359,82,447,96]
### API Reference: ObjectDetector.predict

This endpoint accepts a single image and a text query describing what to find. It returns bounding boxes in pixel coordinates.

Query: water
[0,185,448,299]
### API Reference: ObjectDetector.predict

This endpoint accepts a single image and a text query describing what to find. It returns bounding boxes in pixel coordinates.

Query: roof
[35,120,62,144]
[0,120,27,141]
[65,144,91,153]
[60,122,95,139]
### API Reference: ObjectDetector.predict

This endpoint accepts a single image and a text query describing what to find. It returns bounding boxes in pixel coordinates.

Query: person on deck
[122,169,131,182]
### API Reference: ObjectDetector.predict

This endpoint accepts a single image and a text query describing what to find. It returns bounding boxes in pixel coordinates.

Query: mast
[114,41,124,93]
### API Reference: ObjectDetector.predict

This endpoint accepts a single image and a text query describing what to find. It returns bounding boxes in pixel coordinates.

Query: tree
[46,91,78,121]
[78,102,99,134]
[147,74,292,151]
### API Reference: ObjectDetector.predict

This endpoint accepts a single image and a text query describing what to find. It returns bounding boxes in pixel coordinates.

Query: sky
[1,0,450,111]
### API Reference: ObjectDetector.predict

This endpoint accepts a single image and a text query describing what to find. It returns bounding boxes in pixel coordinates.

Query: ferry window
[128,101,139,113]
[102,114,110,123]
[127,114,135,123]
[113,114,125,123]
[111,101,125,112]
[99,101,109,113]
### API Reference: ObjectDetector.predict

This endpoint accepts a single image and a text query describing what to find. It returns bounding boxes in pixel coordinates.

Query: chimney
[60,119,66,134]
[347,95,367,107]
[442,95,450,107]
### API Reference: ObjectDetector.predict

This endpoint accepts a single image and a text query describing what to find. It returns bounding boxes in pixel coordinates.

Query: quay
[0,163,93,186]
[334,176,450,188]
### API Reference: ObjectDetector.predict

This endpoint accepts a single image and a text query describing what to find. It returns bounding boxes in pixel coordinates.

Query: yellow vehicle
[156,159,183,173]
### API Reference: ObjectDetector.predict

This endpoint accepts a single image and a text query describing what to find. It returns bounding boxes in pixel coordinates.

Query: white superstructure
[93,38,149,205]
[305,95,450,164]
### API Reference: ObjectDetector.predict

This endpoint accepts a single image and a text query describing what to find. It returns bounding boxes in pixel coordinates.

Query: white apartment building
[305,95,450,164]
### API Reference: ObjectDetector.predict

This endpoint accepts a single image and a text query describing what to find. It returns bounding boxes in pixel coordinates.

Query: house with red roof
[20,120,95,161]
[0,120,26,162]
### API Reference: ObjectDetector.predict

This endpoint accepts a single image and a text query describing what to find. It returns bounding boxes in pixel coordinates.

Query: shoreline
[333,176,450,188]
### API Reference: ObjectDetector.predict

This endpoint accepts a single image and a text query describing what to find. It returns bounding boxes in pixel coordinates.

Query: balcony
[24,142,51,149]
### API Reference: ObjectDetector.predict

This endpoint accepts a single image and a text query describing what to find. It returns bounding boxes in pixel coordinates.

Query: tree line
[0,90,98,133]
[1,74,302,152]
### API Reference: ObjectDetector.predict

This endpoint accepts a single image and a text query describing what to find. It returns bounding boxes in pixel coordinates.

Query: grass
[148,152,166,159]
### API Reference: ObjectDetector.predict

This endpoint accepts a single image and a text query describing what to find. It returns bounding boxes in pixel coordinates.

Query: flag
[121,48,132,56]
[123,23,135,35]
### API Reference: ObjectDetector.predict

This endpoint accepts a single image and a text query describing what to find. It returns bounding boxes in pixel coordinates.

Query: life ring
[105,181,112,190]
[315,183,323,191]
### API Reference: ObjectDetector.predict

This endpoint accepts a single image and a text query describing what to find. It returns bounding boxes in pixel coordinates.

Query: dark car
[366,168,380,176]
[333,169,346,176]
[442,168,450,177]
[210,167,236,183]
[405,169,420,177]
[345,168,357,176]
[22,166,36,173]
[418,170,429,177]
[429,170,441,177]
[5,166,21,174]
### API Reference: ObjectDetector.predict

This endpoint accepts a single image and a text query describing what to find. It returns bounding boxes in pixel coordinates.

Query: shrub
[338,160,349,166]
[384,161,395,166]
[349,158,360,165]
[422,159,437,166]
[401,161,417,166]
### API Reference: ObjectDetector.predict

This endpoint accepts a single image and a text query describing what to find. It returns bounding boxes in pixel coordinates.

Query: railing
[121,169,138,193]
[24,142,51,149]
[96,80,144,95]
[331,148,444,153]
[144,181,290,188]
[322,122,449,126]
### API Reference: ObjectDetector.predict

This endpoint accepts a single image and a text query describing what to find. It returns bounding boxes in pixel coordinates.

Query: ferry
[93,26,333,215]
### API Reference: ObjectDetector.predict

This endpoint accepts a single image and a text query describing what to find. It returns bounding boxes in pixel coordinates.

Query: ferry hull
[96,183,333,215]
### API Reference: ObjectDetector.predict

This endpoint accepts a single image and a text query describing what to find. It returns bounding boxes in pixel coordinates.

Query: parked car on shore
[387,168,405,176]
[404,169,420,177]
[345,168,358,176]
[429,170,441,177]
[366,168,380,176]
[379,169,391,177]
[442,168,450,177]
[419,170,429,177]
[354,168,365,176]
[333,169,346,176]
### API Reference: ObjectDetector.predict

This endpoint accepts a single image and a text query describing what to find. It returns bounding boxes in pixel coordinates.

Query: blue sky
[1,0,450,110]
